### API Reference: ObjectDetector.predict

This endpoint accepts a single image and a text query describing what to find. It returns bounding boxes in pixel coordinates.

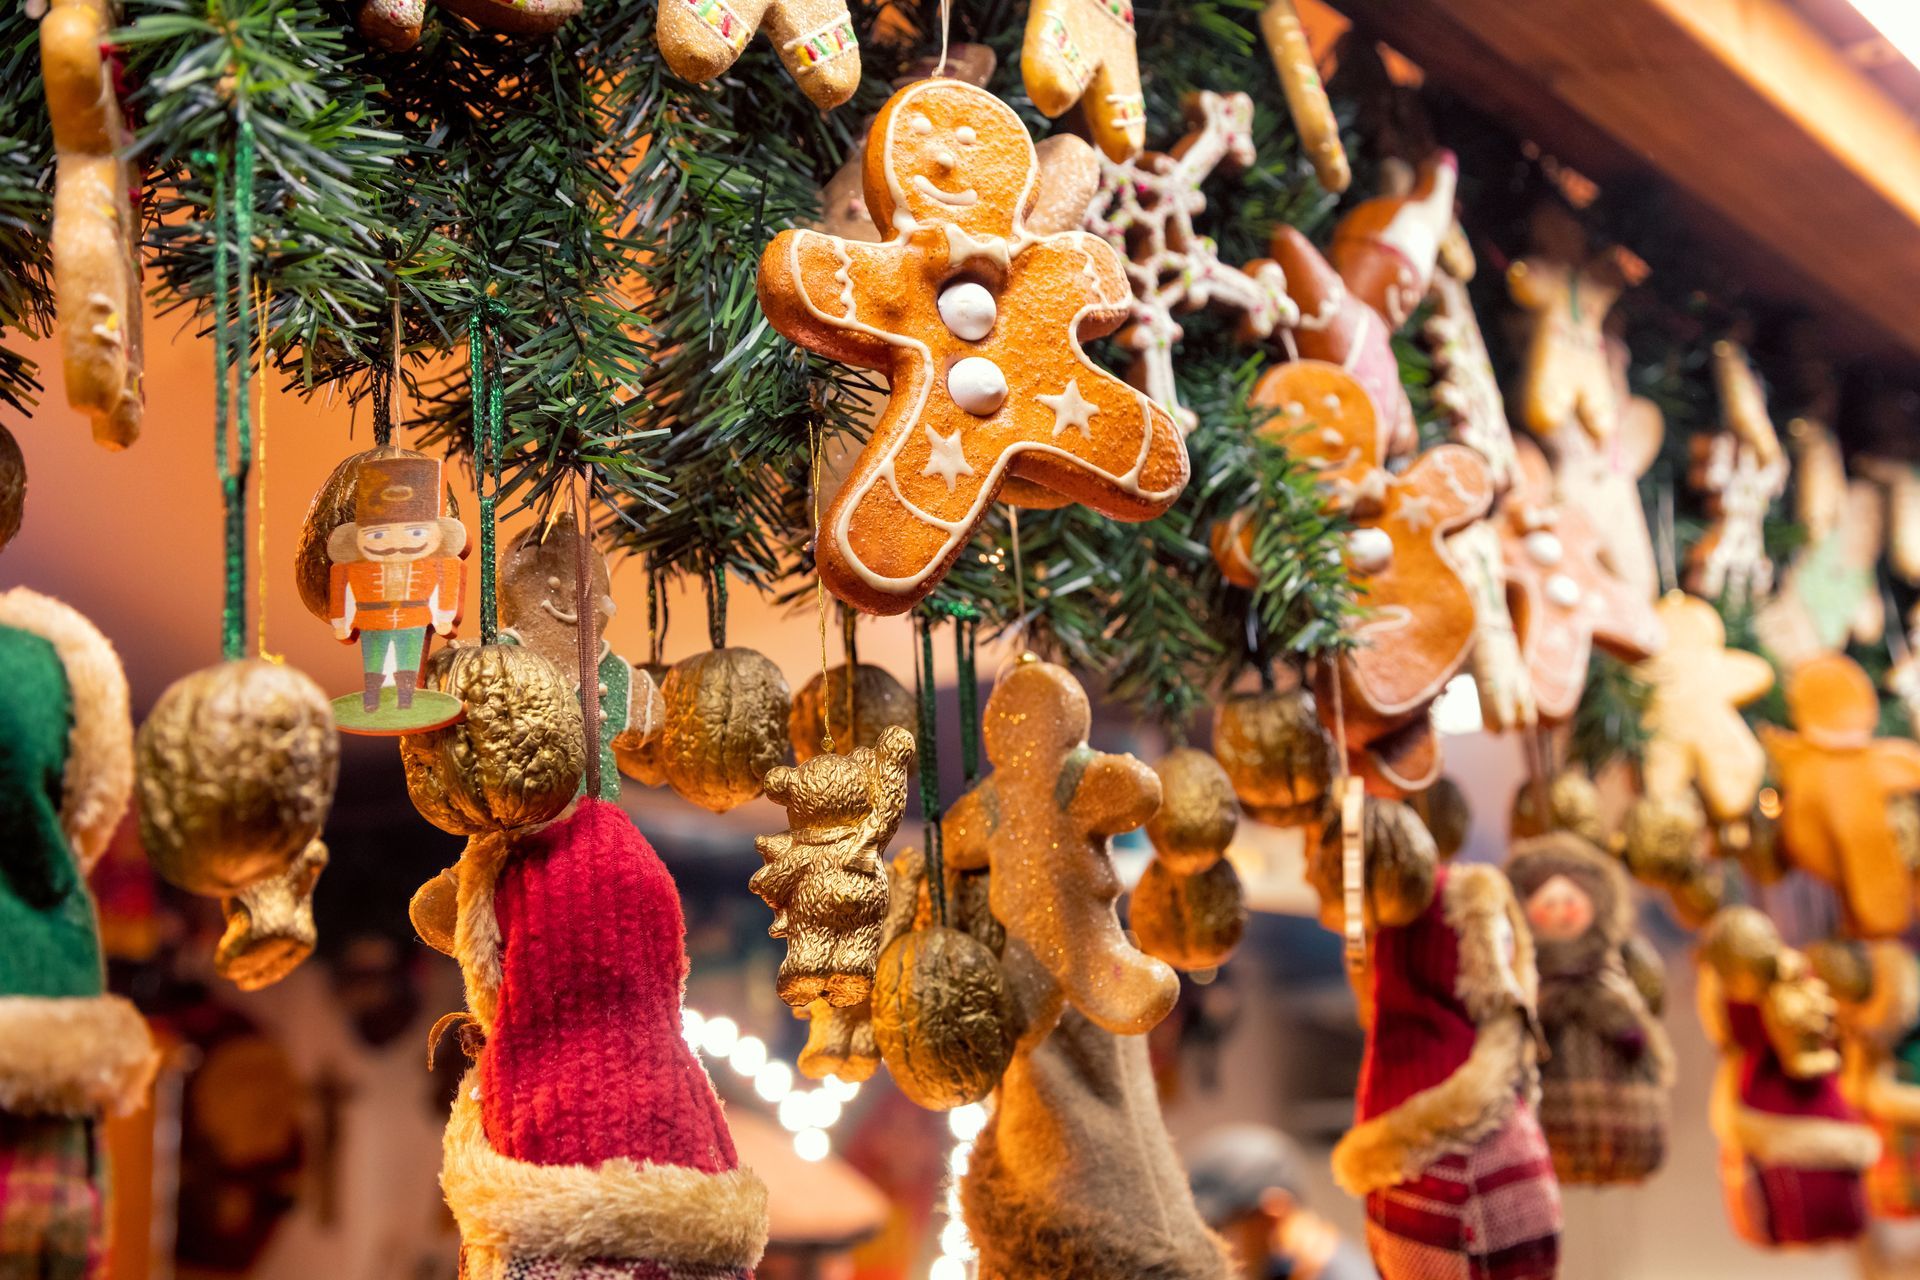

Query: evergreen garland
[0,16,53,412]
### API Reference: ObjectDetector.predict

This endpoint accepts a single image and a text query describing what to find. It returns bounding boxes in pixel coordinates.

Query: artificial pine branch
[0,14,54,412]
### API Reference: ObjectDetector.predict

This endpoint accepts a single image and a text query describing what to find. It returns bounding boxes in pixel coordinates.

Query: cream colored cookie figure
[656,0,859,110]
[40,0,144,448]
[1507,204,1634,444]
[1023,0,1148,161]
[1687,339,1787,605]
[757,78,1189,615]
[1084,90,1293,433]
[1259,0,1348,193]
[1633,592,1774,826]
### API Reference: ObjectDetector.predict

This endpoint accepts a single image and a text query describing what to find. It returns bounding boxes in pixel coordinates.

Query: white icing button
[1523,530,1564,567]
[937,281,996,341]
[909,113,933,134]
[956,126,977,144]
[1348,527,1394,575]
[948,357,1008,416]
[1545,573,1582,608]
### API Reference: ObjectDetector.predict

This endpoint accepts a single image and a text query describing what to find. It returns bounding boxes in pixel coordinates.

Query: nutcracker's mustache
[366,543,430,557]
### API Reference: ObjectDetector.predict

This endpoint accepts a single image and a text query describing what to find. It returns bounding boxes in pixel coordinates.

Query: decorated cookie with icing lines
[1259,0,1348,193]
[1687,340,1788,606]
[1632,592,1774,824]
[1254,359,1492,791]
[1084,90,1293,434]
[1542,338,1665,603]
[757,79,1189,615]
[1424,240,1518,494]
[1501,438,1665,723]
[1023,0,1148,161]
[656,0,859,111]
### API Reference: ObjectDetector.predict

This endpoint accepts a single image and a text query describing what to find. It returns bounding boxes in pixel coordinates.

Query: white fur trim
[441,1073,768,1268]
[0,588,133,869]
[1445,863,1538,1021]
[452,832,512,1029]
[1711,1059,1880,1172]
[0,995,156,1117]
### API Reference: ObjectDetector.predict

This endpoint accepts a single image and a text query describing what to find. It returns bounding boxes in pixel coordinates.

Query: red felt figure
[757,77,1188,616]
[1699,908,1877,1248]
[1253,360,1491,793]
[1500,437,1665,722]
[1812,939,1920,1222]
[1763,654,1920,940]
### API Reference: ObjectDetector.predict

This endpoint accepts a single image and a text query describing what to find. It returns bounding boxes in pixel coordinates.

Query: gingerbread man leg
[657,0,859,110]
[1022,0,1146,160]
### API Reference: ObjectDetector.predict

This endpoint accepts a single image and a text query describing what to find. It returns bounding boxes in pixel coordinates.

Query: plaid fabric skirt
[1721,1148,1868,1247]
[459,1248,751,1280]
[1535,1076,1668,1187]
[1364,1105,1562,1280]
[0,1112,106,1280]
[1868,1124,1920,1221]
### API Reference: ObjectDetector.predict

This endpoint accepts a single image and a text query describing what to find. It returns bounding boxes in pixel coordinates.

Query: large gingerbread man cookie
[656,0,859,110]
[1023,0,1147,161]
[1633,592,1774,823]
[1502,438,1665,722]
[1764,654,1920,940]
[1255,360,1492,792]
[758,79,1189,615]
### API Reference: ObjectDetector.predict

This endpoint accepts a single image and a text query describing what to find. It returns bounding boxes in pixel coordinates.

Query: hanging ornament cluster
[1132,747,1248,971]
[1211,678,1336,827]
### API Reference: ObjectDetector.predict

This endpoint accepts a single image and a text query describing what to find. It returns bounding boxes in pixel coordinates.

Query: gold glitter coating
[137,658,340,896]
[1130,857,1246,971]
[1144,747,1238,874]
[871,925,1016,1110]
[399,643,585,835]
[797,845,929,1083]
[789,662,915,763]
[660,647,792,813]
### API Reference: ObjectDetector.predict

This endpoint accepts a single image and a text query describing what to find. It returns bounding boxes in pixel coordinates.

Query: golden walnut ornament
[1145,747,1239,874]
[661,646,792,812]
[0,422,24,553]
[1131,858,1247,971]
[214,839,329,991]
[789,662,915,763]
[292,445,458,623]
[871,924,1016,1111]
[136,658,340,897]
[1213,683,1336,826]
[399,643,584,834]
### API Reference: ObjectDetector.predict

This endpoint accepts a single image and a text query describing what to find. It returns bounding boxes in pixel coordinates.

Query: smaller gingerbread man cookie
[1254,360,1492,792]
[1764,655,1920,940]
[1023,0,1147,161]
[1502,438,1666,723]
[758,79,1189,614]
[1633,593,1774,824]
[1507,204,1636,443]
[657,0,859,110]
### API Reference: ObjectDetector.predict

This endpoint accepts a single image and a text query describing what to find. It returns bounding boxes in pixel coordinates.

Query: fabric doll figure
[1698,907,1877,1247]
[1307,799,1560,1280]
[1507,833,1674,1185]
[0,588,157,1277]
[1811,939,1920,1221]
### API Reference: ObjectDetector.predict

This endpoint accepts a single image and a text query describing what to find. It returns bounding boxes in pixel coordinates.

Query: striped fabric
[1364,1105,1561,1280]
[0,1113,105,1280]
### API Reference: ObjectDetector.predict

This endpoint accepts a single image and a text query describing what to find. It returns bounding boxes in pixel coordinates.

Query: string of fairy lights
[682,1005,984,1277]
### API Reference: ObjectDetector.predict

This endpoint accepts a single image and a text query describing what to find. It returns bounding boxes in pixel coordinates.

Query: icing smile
[912,176,978,207]
[540,597,580,624]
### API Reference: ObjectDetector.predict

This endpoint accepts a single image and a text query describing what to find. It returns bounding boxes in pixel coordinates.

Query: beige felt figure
[1022,0,1147,161]
[497,513,665,800]
[1084,91,1293,433]
[751,725,915,1008]
[942,658,1177,1046]
[758,79,1188,614]
[1633,592,1774,824]
[1687,341,1788,605]
[656,0,858,110]
[41,0,144,449]
[1764,655,1920,940]
[1507,204,1634,443]
[357,0,578,49]
[1259,0,1348,193]
[1541,337,1665,603]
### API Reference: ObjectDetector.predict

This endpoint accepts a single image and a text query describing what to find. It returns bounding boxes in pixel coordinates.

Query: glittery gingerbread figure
[655,0,859,110]
[1084,90,1293,433]
[1764,654,1920,940]
[751,725,915,1008]
[942,658,1177,1044]
[758,79,1188,615]
[1022,0,1147,161]
[1506,204,1636,444]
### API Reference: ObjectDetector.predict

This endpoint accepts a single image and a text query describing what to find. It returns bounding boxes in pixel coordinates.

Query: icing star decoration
[1039,379,1098,439]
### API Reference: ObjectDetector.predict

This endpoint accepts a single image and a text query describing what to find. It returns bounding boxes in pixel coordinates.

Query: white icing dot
[1348,527,1394,575]
[1545,573,1582,608]
[1285,401,1305,416]
[957,126,977,144]
[1322,394,1342,412]
[936,149,957,169]
[937,281,996,341]
[948,357,1008,416]
[909,113,933,134]
[1523,530,1564,567]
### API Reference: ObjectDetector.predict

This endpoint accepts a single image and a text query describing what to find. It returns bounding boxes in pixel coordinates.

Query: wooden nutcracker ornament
[654,0,857,110]
[757,78,1189,615]
[1763,653,1920,940]
[1632,591,1774,825]
[324,454,468,734]
[41,0,144,448]
[1022,0,1148,161]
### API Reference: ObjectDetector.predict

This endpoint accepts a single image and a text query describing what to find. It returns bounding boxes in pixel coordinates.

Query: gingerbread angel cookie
[1687,340,1787,605]
[1502,438,1665,722]
[41,0,144,449]
[1084,90,1293,433]
[656,0,858,110]
[1544,338,1665,603]
[1764,655,1920,940]
[1634,592,1774,824]
[1255,360,1492,792]
[1023,0,1147,161]
[758,79,1189,615]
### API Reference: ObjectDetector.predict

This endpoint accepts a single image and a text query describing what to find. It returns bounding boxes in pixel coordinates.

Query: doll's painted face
[357,521,442,561]
[871,80,1034,239]
[1764,949,1842,1079]
[1525,874,1594,943]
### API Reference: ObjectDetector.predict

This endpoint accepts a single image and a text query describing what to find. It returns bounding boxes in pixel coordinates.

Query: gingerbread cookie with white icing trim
[757,78,1188,615]
[1022,0,1147,161]
[657,0,859,111]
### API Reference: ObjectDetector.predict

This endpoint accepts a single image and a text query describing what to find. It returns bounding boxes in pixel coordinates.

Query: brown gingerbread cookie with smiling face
[758,78,1188,615]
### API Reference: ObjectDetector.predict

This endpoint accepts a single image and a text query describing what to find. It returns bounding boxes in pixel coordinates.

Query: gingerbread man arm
[657,0,860,110]
[942,781,998,872]
[1069,751,1162,837]
[1871,739,1920,795]
[1402,443,1494,531]
[757,230,914,374]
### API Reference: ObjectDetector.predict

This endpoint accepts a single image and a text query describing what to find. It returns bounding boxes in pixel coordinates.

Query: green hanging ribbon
[927,600,982,785]
[913,610,947,928]
[208,119,258,663]
[468,298,504,644]
[707,561,729,649]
